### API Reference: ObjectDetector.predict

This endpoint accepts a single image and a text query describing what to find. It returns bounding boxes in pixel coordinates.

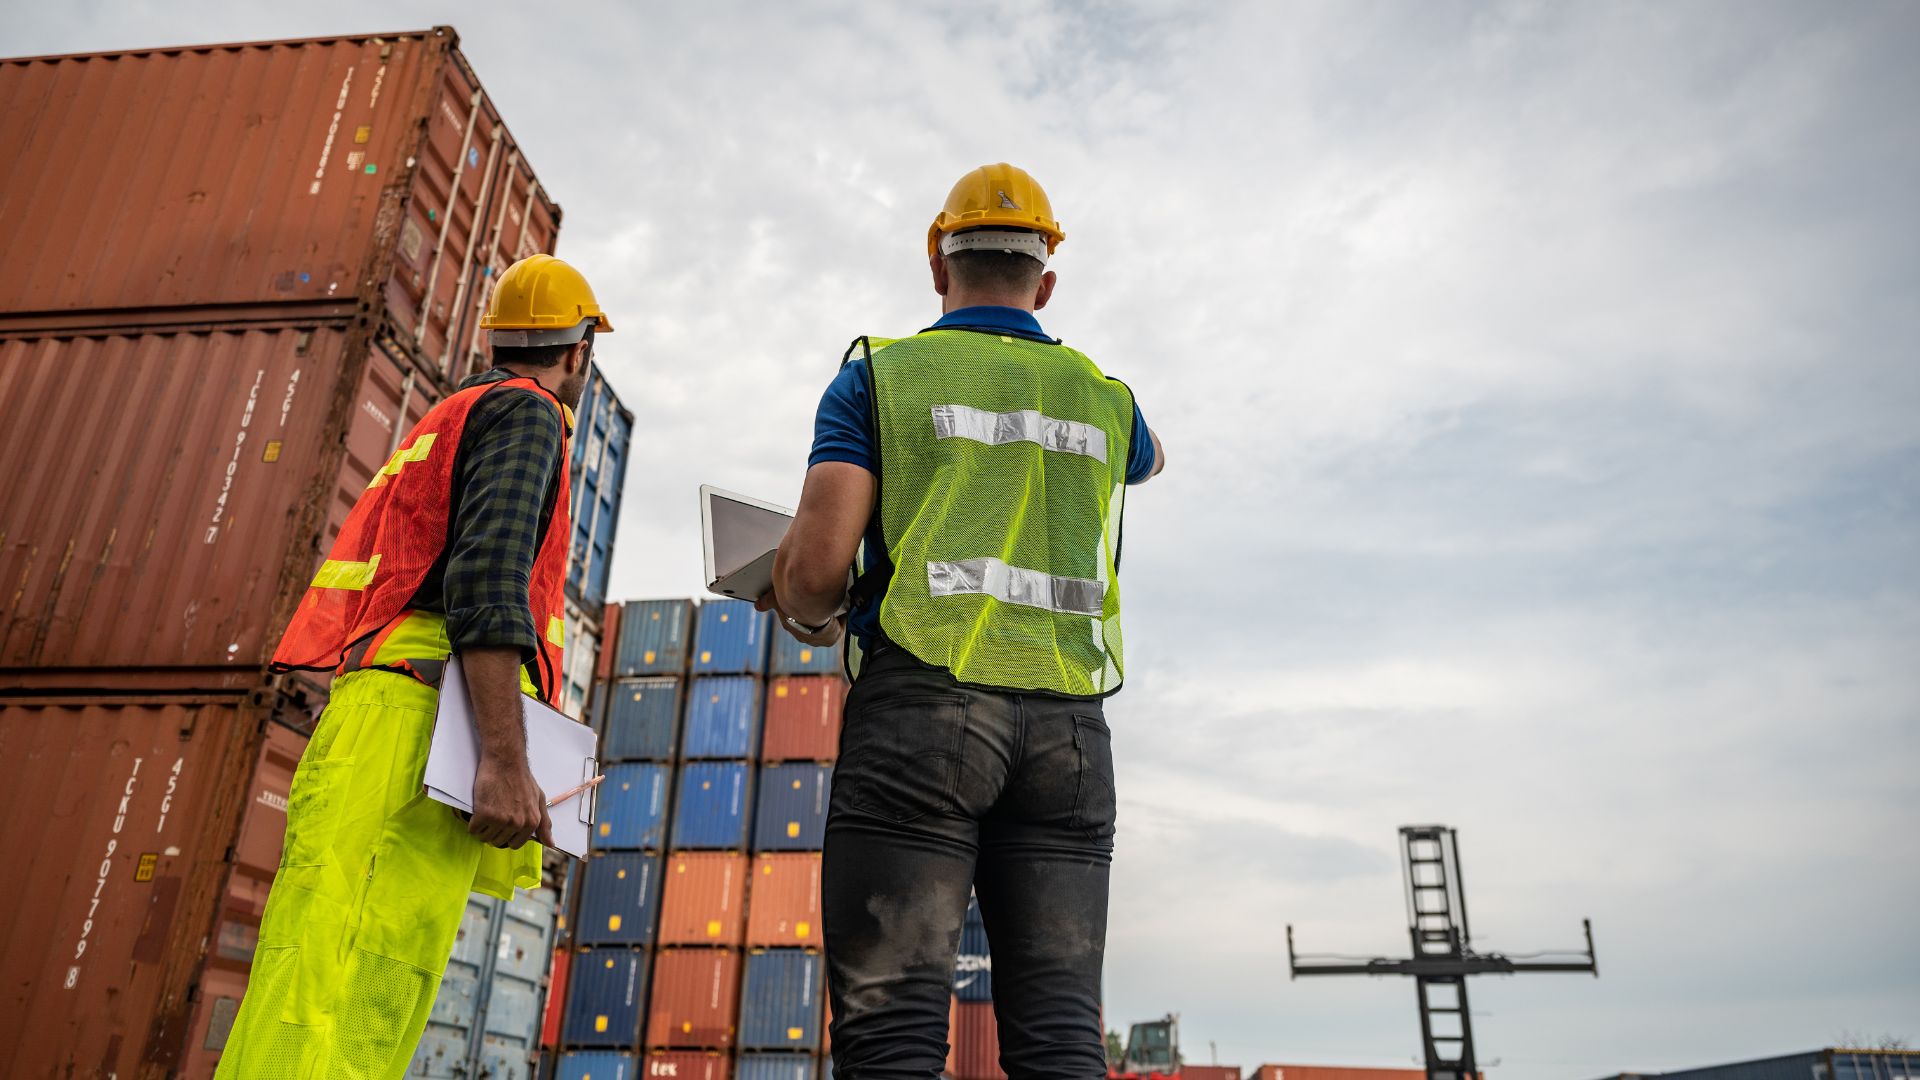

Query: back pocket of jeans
[281,757,355,869]
[1071,715,1116,842]
[843,695,967,824]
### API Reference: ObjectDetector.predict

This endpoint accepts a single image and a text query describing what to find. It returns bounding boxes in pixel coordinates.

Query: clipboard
[422,654,599,859]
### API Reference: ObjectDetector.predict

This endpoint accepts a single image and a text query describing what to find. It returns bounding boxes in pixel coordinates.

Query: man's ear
[1034,269,1058,311]
[930,253,951,297]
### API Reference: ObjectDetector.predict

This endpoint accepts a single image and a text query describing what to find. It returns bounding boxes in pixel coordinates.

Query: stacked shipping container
[559,599,844,1078]
[0,28,626,1079]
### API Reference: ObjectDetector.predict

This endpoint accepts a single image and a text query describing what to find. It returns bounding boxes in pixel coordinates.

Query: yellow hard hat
[481,253,613,346]
[927,163,1065,257]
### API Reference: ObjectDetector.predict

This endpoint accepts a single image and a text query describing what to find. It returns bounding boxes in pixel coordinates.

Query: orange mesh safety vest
[271,376,572,705]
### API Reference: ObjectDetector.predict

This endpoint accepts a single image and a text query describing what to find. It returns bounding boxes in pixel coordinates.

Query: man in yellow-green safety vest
[760,162,1166,1079]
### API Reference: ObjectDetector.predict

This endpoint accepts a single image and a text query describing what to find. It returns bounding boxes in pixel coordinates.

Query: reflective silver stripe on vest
[930,404,1108,464]
[926,558,1106,617]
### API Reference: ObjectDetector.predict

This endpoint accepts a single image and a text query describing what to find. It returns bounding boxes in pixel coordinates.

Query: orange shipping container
[646,948,743,1050]
[745,852,823,949]
[0,693,272,1077]
[760,677,847,763]
[0,28,562,681]
[1184,1068,1243,1080]
[0,28,560,366]
[949,998,1004,1080]
[644,1049,731,1078]
[659,851,749,946]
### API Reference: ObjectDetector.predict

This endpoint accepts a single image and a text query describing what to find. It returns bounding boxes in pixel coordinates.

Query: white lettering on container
[156,757,182,833]
[309,68,356,194]
[68,757,142,988]
[205,371,264,543]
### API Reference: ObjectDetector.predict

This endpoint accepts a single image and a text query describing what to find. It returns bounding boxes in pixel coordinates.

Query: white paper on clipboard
[423,654,599,859]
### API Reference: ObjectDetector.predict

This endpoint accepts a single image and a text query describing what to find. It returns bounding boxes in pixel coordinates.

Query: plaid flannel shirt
[407,367,566,660]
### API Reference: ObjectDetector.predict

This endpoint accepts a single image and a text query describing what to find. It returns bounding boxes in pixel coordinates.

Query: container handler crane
[1109,1013,1182,1079]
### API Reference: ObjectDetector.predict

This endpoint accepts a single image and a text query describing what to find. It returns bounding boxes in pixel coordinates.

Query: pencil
[547,773,606,807]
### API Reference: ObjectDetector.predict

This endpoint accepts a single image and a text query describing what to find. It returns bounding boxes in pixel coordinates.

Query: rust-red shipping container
[541,945,574,1049]
[659,851,750,946]
[760,677,846,763]
[645,1049,732,1078]
[0,28,559,365]
[646,948,743,1050]
[745,852,822,949]
[0,692,277,1078]
[1184,1067,1244,1080]
[947,998,1005,1080]
[0,27,562,680]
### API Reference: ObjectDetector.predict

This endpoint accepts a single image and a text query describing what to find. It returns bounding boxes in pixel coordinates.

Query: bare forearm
[462,646,529,767]
[772,545,847,626]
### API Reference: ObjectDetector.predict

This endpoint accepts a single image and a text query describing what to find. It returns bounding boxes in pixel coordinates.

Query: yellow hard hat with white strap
[481,253,614,346]
[927,163,1065,262]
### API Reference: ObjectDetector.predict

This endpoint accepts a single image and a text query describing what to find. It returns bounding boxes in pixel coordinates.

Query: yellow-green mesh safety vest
[866,329,1134,697]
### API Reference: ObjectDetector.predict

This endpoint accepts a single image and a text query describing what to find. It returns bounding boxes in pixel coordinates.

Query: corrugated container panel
[542,946,573,1049]
[618,599,696,676]
[736,1053,820,1080]
[180,720,307,1075]
[562,600,603,721]
[1183,1067,1243,1080]
[738,950,824,1051]
[559,1050,640,1080]
[672,761,754,850]
[760,677,846,764]
[410,895,498,1076]
[597,603,624,682]
[752,764,832,852]
[0,30,562,371]
[578,852,665,946]
[769,634,843,677]
[948,999,1004,1080]
[0,694,267,1078]
[646,948,743,1050]
[477,883,563,1080]
[567,363,632,612]
[658,851,750,947]
[954,897,991,1003]
[562,947,649,1048]
[745,853,823,950]
[682,676,762,760]
[692,600,770,675]
[604,677,684,762]
[643,1050,733,1079]
[594,762,672,851]
[1831,1053,1920,1080]
[0,325,368,675]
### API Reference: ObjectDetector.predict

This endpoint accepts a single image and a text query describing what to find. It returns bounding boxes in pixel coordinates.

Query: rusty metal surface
[0,325,451,675]
[179,720,306,1077]
[0,28,562,374]
[0,693,266,1078]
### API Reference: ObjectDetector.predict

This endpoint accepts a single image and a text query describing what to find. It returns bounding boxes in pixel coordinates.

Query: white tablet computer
[700,484,794,601]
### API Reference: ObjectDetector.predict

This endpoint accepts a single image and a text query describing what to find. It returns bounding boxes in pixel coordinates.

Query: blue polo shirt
[808,305,1158,649]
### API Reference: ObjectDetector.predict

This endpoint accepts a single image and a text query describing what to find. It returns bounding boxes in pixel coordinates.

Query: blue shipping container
[594,763,672,851]
[576,851,664,946]
[692,599,770,674]
[562,948,649,1047]
[616,599,695,676]
[738,950,826,1051]
[769,633,843,677]
[603,677,683,762]
[735,1053,821,1080]
[954,896,991,1002]
[671,761,754,849]
[567,364,633,613]
[752,764,833,851]
[557,1052,639,1080]
[681,676,761,759]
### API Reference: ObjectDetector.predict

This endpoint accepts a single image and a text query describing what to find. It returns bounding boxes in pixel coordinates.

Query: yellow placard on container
[609,915,623,931]
[787,822,801,838]
[796,921,810,937]
[707,920,723,937]
[789,1027,804,1040]
[598,823,611,837]
[775,685,789,698]
[595,1016,609,1032]
[701,651,712,663]
[645,649,657,663]
[799,648,814,663]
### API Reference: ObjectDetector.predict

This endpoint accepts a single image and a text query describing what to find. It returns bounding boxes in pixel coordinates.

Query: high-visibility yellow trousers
[216,670,541,1080]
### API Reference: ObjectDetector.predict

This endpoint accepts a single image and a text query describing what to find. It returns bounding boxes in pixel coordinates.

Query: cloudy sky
[20,2,1919,1074]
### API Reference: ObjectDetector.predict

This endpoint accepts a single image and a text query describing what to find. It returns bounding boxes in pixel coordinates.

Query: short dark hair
[492,327,593,369]
[945,249,1045,294]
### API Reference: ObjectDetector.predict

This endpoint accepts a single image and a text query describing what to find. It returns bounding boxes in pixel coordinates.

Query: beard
[558,364,589,409]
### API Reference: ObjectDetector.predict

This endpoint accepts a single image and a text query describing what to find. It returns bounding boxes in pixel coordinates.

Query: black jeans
[822,643,1117,1080]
